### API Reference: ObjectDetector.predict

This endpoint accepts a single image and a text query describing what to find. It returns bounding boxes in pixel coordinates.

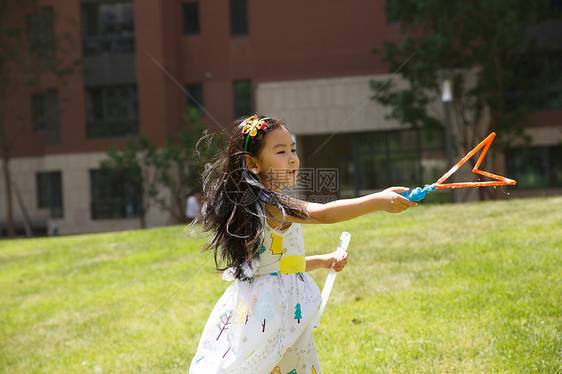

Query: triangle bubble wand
[313,231,351,329]
[402,132,517,201]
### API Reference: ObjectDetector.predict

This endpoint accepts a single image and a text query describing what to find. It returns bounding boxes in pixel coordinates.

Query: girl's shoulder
[264,218,301,236]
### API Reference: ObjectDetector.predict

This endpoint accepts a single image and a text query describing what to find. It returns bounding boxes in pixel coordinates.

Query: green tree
[100,109,218,226]
[0,1,79,237]
[100,133,157,229]
[152,108,218,222]
[372,0,560,199]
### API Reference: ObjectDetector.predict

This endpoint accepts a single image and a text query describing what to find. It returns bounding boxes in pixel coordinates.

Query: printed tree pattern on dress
[294,303,302,324]
[254,292,275,332]
[216,310,232,340]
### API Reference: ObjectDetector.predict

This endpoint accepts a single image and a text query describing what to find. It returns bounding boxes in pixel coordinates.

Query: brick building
[1,0,561,236]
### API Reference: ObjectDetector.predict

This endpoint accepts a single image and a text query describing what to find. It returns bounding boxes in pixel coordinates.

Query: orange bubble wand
[403,132,517,201]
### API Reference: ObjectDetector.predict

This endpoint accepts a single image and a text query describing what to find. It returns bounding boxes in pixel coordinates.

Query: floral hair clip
[242,115,267,151]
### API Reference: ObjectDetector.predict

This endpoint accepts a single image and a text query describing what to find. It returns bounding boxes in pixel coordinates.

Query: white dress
[189,221,322,374]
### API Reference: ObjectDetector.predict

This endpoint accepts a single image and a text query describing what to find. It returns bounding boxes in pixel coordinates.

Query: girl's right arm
[305,251,348,272]
[267,187,417,225]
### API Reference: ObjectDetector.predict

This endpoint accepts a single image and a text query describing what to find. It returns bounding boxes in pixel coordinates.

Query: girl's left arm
[304,187,416,223]
[267,187,417,225]
[306,251,348,272]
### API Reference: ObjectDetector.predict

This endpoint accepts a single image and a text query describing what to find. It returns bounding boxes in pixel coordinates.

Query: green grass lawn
[1,196,561,373]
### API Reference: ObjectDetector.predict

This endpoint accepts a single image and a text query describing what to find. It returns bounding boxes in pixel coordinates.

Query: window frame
[181,2,200,35]
[28,6,56,65]
[229,0,248,37]
[36,171,64,218]
[86,84,139,139]
[506,145,562,189]
[81,1,135,56]
[233,79,252,118]
[90,169,143,220]
[185,83,203,113]
[32,89,61,145]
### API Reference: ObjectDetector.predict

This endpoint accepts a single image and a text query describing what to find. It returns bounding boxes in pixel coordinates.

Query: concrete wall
[257,74,414,136]
[0,153,170,236]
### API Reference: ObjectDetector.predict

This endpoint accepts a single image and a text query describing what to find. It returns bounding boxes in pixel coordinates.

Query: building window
[233,80,252,118]
[230,0,248,36]
[32,89,60,145]
[355,130,423,190]
[90,169,142,220]
[333,129,445,196]
[182,2,200,35]
[385,0,400,24]
[31,93,46,132]
[82,1,135,56]
[86,85,138,138]
[28,6,55,65]
[504,51,562,111]
[541,52,562,110]
[552,0,562,12]
[185,83,203,113]
[506,145,562,188]
[37,171,63,218]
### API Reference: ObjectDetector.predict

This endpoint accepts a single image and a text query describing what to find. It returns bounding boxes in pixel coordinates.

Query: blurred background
[0,0,560,237]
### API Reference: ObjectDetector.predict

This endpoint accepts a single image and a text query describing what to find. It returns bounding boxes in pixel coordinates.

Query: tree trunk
[12,179,33,237]
[139,199,147,229]
[488,107,499,200]
[139,209,146,229]
[1,157,15,238]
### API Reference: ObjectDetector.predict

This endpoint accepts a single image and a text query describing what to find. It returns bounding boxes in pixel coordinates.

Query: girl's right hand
[325,251,348,272]
[377,187,417,213]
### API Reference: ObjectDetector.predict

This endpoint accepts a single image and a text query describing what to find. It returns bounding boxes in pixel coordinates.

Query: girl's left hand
[325,251,348,272]
[378,187,417,213]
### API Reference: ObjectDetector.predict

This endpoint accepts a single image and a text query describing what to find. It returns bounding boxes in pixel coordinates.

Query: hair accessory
[242,115,267,151]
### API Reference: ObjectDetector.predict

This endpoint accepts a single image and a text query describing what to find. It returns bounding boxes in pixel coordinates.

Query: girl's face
[247,126,299,192]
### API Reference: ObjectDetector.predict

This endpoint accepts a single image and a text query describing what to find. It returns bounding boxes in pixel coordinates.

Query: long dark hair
[194,115,307,278]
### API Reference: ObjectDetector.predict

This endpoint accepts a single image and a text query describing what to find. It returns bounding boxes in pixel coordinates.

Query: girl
[189,115,416,374]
